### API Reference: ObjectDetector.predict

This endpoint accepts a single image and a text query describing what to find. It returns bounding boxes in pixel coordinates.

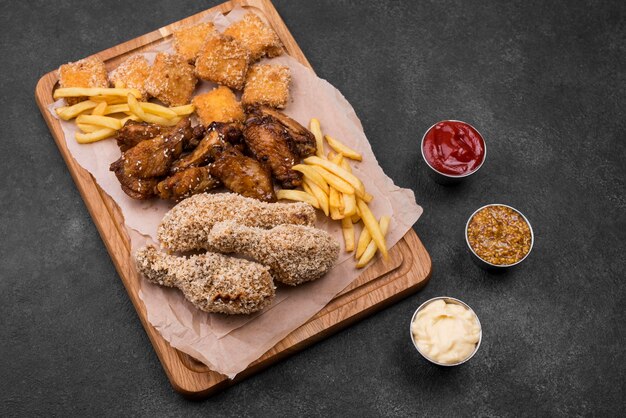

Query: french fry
[77,123,102,133]
[120,114,141,125]
[75,128,116,144]
[76,115,122,130]
[276,189,319,209]
[53,87,142,99]
[327,151,336,160]
[362,192,374,203]
[356,216,390,268]
[304,156,366,198]
[309,118,325,158]
[103,104,131,115]
[90,95,128,105]
[340,157,352,173]
[357,198,388,259]
[342,192,357,217]
[355,226,371,259]
[139,102,178,118]
[325,135,363,161]
[55,100,98,120]
[127,94,181,126]
[292,164,329,194]
[341,218,355,252]
[351,213,361,223]
[304,179,330,216]
[170,104,196,115]
[91,101,107,116]
[302,181,313,195]
[310,165,354,194]
[330,152,343,166]
[329,188,344,220]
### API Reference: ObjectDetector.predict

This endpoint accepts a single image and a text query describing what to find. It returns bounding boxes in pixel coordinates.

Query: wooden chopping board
[34,0,432,398]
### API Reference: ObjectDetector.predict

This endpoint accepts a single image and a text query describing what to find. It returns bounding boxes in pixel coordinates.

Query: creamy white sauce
[411,299,480,364]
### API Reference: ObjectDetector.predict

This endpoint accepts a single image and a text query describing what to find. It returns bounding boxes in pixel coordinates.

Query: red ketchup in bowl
[422,121,486,176]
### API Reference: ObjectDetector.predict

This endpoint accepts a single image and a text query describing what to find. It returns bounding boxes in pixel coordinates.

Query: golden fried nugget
[58,56,108,105]
[195,34,250,90]
[109,55,150,100]
[172,22,218,63]
[242,64,291,109]
[145,53,197,106]
[224,12,284,62]
[192,86,244,125]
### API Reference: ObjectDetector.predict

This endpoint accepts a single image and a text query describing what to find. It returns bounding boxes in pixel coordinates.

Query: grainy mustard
[467,205,531,265]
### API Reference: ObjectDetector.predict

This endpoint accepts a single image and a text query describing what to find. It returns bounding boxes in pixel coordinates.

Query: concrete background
[1,0,625,416]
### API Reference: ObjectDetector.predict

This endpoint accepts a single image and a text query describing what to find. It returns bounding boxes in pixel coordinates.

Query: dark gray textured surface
[1,0,625,416]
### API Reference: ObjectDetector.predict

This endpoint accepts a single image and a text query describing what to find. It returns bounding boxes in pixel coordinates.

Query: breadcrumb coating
[209,221,339,286]
[58,56,108,105]
[224,12,284,62]
[136,245,275,315]
[195,34,250,90]
[145,53,197,106]
[242,64,291,109]
[192,86,244,125]
[173,22,218,63]
[157,193,316,252]
[109,55,151,100]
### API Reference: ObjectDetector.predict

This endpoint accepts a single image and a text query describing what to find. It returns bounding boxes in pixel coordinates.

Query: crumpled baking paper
[49,7,422,378]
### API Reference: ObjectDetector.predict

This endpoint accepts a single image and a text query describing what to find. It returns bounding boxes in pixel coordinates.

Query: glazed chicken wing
[248,106,316,157]
[115,120,164,151]
[156,166,219,202]
[243,114,301,188]
[171,122,243,173]
[207,132,276,202]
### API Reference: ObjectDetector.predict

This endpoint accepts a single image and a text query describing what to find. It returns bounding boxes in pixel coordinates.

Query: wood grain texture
[34,0,431,398]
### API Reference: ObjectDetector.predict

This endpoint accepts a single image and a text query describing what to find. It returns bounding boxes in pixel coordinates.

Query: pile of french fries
[53,87,195,144]
[276,118,390,268]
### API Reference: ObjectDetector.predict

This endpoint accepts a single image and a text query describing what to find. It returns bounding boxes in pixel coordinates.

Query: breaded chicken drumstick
[158,193,316,252]
[135,245,275,315]
[208,221,339,286]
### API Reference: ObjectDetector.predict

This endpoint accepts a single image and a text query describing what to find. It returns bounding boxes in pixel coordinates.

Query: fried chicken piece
[115,119,203,152]
[110,119,195,200]
[109,55,150,99]
[207,133,276,202]
[223,12,284,62]
[192,86,245,126]
[208,221,339,286]
[195,34,250,90]
[115,120,164,151]
[247,106,316,157]
[172,22,218,63]
[156,166,219,202]
[243,110,303,188]
[111,118,191,179]
[57,56,108,105]
[242,64,291,109]
[157,193,316,252]
[171,122,243,173]
[145,53,197,106]
[136,245,275,315]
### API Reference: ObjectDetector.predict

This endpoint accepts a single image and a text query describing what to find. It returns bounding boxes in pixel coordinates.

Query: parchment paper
[49,8,423,378]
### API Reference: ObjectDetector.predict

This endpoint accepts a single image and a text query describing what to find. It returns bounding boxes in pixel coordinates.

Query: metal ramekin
[410,296,482,366]
[420,120,487,184]
[465,204,534,271]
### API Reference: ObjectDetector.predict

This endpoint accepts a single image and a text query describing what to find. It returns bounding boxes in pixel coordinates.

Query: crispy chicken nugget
[57,56,108,105]
[145,53,197,106]
[195,34,250,90]
[172,22,218,63]
[109,55,150,100]
[192,86,245,125]
[224,12,284,62]
[242,64,291,109]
